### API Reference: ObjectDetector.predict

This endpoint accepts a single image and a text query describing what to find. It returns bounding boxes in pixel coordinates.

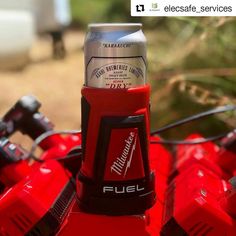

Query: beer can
[84,23,147,89]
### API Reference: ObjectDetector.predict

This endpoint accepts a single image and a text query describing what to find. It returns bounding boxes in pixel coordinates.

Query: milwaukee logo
[110,131,137,177]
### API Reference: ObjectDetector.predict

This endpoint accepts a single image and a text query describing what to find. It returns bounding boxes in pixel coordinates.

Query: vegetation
[148,17,236,138]
[70,0,236,139]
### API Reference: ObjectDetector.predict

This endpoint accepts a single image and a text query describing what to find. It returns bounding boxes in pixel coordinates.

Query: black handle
[2,95,54,139]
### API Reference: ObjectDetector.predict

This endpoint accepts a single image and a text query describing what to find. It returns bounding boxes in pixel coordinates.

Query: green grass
[70,0,132,27]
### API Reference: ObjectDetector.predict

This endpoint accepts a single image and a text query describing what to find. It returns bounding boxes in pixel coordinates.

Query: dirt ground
[0,30,85,146]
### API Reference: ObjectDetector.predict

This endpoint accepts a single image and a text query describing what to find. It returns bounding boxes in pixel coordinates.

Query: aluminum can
[84,23,147,89]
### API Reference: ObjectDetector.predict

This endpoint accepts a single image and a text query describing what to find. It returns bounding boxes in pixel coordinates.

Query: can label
[86,57,146,88]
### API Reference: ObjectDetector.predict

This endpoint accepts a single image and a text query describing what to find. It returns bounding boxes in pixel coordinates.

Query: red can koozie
[77,85,155,215]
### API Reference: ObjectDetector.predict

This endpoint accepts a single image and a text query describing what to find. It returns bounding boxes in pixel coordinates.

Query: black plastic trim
[81,97,91,162]
[26,180,75,236]
[161,218,188,236]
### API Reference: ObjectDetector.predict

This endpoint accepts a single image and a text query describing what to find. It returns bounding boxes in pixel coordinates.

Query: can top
[88,23,142,32]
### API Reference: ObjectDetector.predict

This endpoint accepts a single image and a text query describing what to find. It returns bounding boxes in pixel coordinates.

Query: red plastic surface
[58,136,172,236]
[0,160,31,187]
[0,134,81,189]
[175,134,224,178]
[0,160,70,236]
[162,135,236,236]
[104,128,145,180]
[40,133,81,161]
[1,131,236,235]
[217,148,236,176]
[80,85,150,179]
[164,164,235,235]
